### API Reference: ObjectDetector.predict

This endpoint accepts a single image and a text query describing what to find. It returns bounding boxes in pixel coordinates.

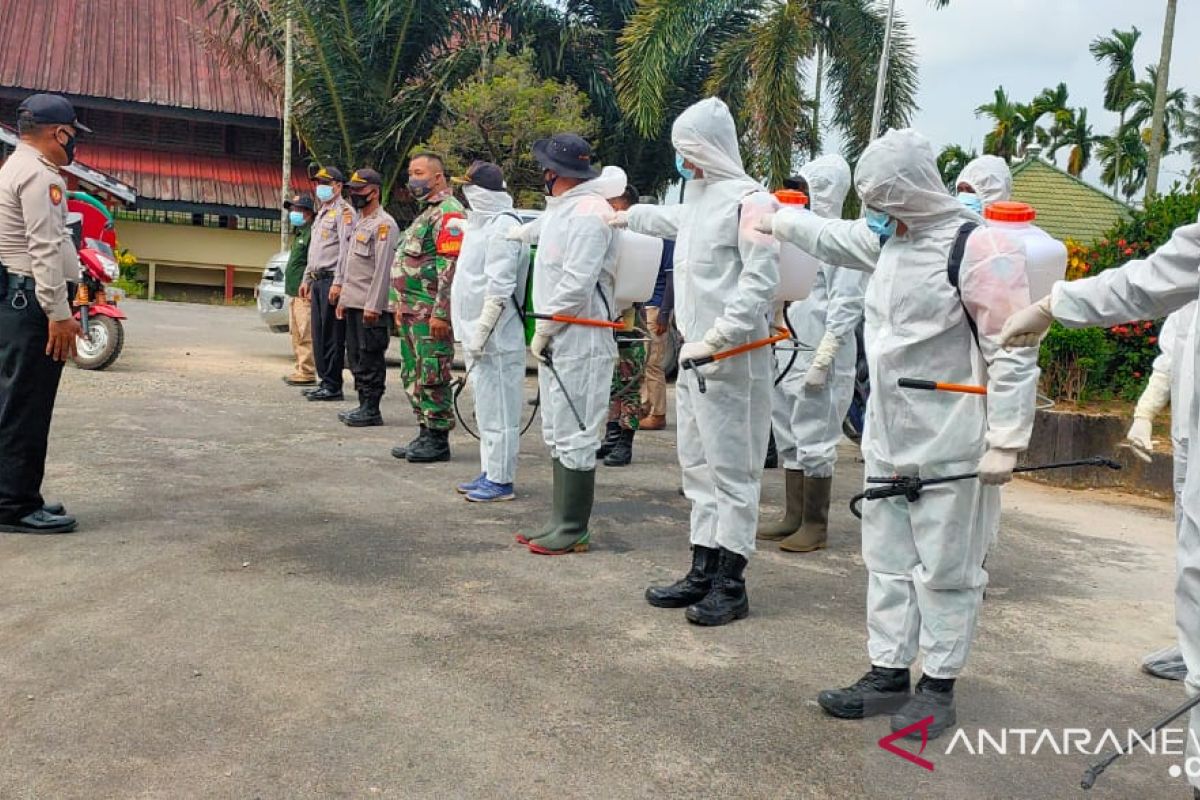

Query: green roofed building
[1010,150,1131,245]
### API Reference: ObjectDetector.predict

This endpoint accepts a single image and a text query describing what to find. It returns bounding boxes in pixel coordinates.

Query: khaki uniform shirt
[0,142,79,320]
[305,196,354,282]
[337,206,398,313]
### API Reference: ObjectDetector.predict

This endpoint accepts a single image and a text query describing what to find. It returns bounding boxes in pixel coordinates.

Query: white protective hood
[956,155,1013,207]
[855,128,976,232]
[671,97,760,186]
[800,154,852,219]
[462,185,514,227]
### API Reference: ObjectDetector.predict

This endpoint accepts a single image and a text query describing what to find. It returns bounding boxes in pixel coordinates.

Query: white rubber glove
[1125,418,1154,464]
[470,296,506,356]
[678,340,717,367]
[1000,295,1054,349]
[753,212,776,236]
[530,329,552,363]
[977,448,1020,485]
[804,331,839,392]
[505,222,538,244]
[608,210,629,229]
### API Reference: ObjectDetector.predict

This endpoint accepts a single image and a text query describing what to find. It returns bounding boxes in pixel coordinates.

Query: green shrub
[1039,322,1116,404]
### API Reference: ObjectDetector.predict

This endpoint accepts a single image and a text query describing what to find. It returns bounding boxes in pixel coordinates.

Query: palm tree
[975,87,1024,161]
[937,144,977,189]
[1097,125,1148,200]
[615,0,920,188]
[1126,65,1187,154]
[1091,27,1142,198]
[1032,82,1073,150]
[1174,95,1200,174]
[1046,108,1096,178]
[1146,0,1178,198]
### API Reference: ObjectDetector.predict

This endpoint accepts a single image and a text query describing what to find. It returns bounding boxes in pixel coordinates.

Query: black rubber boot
[407,428,451,463]
[604,428,634,467]
[343,395,383,427]
[890,675,957,739]
[338,392,366,422]
[684,548,749,626]
[646,545,720,608]
[596,420,621,459]
[391,426,426,459]
[817,666,912,719]
[526,466,594,554]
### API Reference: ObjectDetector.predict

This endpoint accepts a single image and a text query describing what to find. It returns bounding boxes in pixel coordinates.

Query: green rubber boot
[527,464,594,555]
[516,458,564,545]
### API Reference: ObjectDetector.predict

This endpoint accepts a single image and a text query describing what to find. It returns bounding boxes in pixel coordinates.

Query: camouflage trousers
[399,316,455,431]
[608,329,648,431]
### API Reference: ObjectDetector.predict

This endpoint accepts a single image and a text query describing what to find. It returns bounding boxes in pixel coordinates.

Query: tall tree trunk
[1114,110,1125,200]
[1145,0,1178,199]
[811,40,823,159]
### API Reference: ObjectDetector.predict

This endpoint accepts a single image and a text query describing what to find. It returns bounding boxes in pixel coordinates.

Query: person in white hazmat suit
[448,161,528,503]
[954,154,1012,213]
[1129,301,1196,682]
[514,134,622,556]
[758,129,1040,737]
[613,97,780,627]
[1002,232,1200,796]
[757,154,867,553]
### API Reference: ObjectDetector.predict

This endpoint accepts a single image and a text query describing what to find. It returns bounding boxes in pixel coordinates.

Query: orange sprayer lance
[898,378,987,396]
[529,313,627,330]
[683,328,792,394]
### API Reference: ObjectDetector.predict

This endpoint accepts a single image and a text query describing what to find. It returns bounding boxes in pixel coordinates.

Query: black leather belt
[311,269,335,280]
[6,274,35,291]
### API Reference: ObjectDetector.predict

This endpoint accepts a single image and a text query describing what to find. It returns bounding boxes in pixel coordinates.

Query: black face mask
[543,171,558,197]
[58,130,76,165]
[349,191,373,210]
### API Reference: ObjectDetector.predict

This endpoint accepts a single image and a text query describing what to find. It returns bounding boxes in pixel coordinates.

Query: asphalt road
[0,300,1190,799]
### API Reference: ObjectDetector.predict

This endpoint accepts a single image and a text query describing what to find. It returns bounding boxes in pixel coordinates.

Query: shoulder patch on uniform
[435,212,465,256]
[49,184,62,206]
[378,224,389,241]
[342,208,353,226]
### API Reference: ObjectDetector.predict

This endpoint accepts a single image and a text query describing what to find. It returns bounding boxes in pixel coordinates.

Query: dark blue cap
[18,94,91,133]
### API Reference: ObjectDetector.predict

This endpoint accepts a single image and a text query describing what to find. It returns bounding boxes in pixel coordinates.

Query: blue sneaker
[457,473,486,495]
[466,478,515,503]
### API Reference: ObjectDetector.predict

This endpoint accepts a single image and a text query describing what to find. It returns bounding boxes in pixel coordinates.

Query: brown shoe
[283,374,317,386]
[639,414,667,431]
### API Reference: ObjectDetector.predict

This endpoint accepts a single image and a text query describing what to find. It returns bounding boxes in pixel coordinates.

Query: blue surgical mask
[865,208,898,239]
[957,191,983,215]
[315,184,335,203]
[288,210,306,227]
[675,153,696,182]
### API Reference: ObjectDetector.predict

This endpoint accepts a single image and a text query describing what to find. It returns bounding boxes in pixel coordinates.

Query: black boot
[685,548,749,626]
[645,545,720,608]
[764,430,778,469]
[596,420,621,459]
[338,392,367,422]
[391,426,426,459]
[890,675,957,740]
[604,428,634,467]
[407,428,450,463]
[343,395,383,427]
[817,666,911,719]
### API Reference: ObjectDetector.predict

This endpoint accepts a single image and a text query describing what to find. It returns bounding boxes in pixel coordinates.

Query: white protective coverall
[772,154,867,477]
[770,129,1039,678]
[626,98,780,558]
[450,185,528,484]
[955,155,1013,207]
[532,166,625,470]
[1040,220,1200,787]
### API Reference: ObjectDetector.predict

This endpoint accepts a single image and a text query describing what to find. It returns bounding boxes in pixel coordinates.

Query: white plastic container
[613,229,663,307]
[773,190,821,301]
[983,202,1067,301]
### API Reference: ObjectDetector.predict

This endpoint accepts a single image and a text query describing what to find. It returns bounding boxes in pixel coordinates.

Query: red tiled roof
[0,0,279,119]
[80,143,310,212]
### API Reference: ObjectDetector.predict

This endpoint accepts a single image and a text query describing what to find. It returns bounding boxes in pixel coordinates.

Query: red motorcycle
[69,221,126,370]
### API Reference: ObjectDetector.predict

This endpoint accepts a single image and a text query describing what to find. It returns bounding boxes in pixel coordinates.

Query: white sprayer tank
[983,201,1067,301]
[613,229,663,308]
[773,190,820,301]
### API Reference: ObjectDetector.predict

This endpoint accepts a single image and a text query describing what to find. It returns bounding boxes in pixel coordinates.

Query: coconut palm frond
[744,1,813,186]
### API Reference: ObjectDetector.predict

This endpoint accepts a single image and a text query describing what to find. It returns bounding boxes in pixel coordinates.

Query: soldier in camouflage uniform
[389,153,466,463]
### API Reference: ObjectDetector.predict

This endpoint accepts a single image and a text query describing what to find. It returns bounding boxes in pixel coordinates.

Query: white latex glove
[530,330,552,363]
[470,296,506,355]
[678,340,716,367]
[1125,417,1154,463]
[753,212,776,236]
[505,222,537,244]
[608,210,629,229]
[977,448,1020,485]
[804,331,839,392]
[1000,296,1055,349]
[803,363,829,391]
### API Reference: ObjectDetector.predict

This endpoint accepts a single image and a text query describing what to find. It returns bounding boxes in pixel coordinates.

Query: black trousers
[0,290,65,521]
[310,274,346,392]
[344,308,388,401]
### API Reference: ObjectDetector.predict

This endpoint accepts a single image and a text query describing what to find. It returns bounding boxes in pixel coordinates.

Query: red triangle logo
[878,715,936,772]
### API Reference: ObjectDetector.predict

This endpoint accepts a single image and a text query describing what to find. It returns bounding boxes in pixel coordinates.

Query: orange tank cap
[985,201,1037,223]
[775,189,809,206]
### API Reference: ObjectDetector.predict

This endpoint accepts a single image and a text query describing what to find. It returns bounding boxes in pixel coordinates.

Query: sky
[828,0,1199,197]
